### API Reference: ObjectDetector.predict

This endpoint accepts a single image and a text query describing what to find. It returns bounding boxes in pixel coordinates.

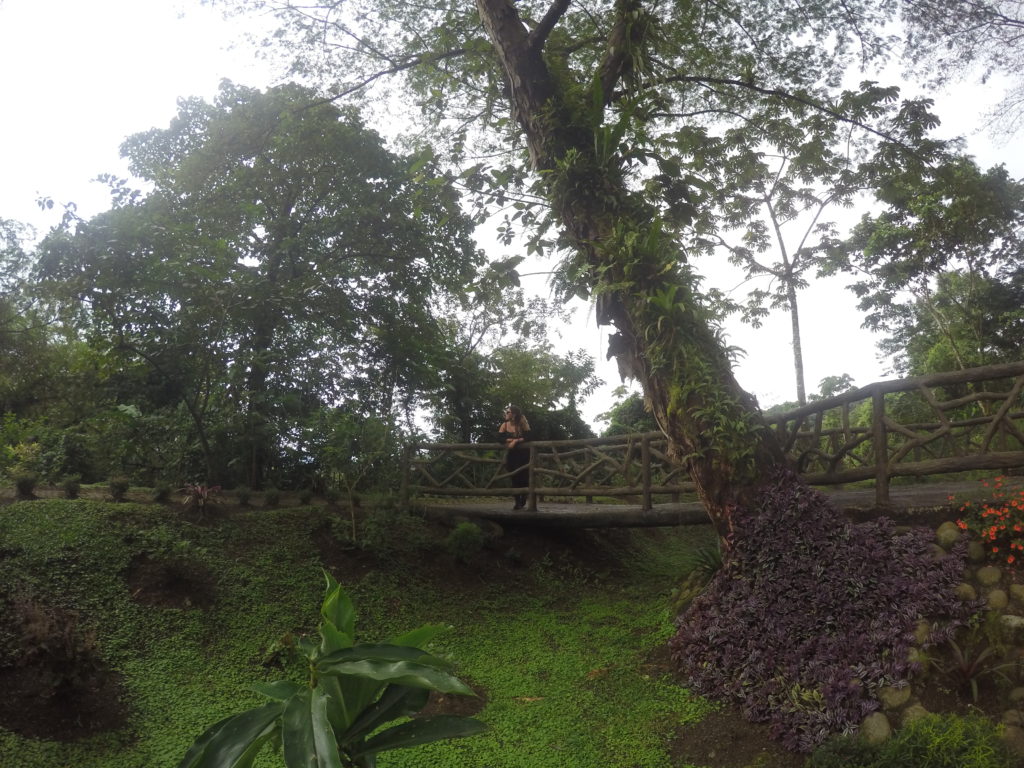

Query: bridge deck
[418,482,979,528]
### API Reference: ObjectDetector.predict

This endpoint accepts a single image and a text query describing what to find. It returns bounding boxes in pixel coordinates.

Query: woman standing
[498,404,531,510]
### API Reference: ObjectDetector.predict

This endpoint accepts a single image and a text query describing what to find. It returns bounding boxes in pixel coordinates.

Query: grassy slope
[0,499,715,768]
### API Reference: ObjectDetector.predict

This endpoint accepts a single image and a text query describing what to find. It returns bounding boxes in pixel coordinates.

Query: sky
[1,0,1021,426]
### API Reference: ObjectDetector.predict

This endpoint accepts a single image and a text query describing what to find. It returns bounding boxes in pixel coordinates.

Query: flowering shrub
[670,470,975,752]
[955,476,1024,567]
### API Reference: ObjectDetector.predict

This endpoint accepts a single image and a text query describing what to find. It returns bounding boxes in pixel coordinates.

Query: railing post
[527,444,538,511]
[872,388,889,505]
[641,434,652,510]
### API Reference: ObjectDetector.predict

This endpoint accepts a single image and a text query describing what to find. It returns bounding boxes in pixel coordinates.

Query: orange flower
[1009,555,1016,564]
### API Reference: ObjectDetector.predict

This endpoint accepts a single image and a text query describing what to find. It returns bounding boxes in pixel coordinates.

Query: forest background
[1,0,1023,496]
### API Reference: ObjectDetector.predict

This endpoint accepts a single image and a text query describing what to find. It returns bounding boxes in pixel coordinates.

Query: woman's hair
[505,405,530,431]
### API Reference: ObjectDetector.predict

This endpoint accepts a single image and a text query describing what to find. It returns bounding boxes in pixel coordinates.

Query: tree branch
[528,0,571,51]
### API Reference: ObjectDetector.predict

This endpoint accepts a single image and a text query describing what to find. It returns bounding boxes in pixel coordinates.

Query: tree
[824,156,1024,375]
[210,0,975,748]
[35,82,481,486]
[897,0,1024,134]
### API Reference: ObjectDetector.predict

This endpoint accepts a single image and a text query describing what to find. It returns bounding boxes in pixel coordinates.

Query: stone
[1001,616,1024,645]
[878,685,912,710]
[1003,709,1024,727]
[860,711,891,745]
[955,582,978,601]
[968,540,987,563]
[929,543,948,561]
[977,565,1003,587]
[1011,583,1024,604]
[1001,725,1024,759]
[935,521,962,549]
[1010,686,1024,704]
[989,589,1010,611]
[901,704,930,725]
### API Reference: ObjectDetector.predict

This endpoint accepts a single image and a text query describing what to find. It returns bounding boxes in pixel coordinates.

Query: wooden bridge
[402,361,1024,528]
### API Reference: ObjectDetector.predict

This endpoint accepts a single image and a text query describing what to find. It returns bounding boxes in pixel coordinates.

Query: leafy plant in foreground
[954,476,1024,567]
[177,572,485,768]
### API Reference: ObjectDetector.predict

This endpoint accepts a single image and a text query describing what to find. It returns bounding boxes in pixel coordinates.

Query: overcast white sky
[1,0,1021,425]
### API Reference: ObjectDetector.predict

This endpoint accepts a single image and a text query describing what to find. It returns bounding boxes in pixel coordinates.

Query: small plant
[13,596,103,699]
[324,487,342,505]
[152,483,172,503]
[13,471,39,499]
[234,485,252,506]
[108,475,130,502]
[939,636,1018,703]
[177,572,485,768]
[60,475,81,500]
[262,486,280,508]
[181,484,222,521]
[954,475,1024,566]
[298,487,314,505]
[446,521,486,564]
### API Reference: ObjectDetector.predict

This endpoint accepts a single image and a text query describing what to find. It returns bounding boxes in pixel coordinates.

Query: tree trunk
[476,0,786,539]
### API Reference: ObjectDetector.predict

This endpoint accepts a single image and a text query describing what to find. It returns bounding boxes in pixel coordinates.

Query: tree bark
[475,0,786,539]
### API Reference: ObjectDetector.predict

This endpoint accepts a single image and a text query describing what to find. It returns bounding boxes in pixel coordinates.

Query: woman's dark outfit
[500,422,530,509]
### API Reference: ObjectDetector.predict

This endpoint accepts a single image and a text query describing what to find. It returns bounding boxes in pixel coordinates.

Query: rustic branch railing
[403,361,1024,511]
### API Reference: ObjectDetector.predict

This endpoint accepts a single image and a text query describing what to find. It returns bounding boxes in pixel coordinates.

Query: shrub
[152,483,172,503]
[234,485,252,506]
[13,471,39,499]
[804,734,880,767]
[177,572,485,768]
[60,475,81,500]
[670,470,977,752]
[954,476,1024,567]
[877,713,1012,768]
[298,487,314,505]
[324,487,341,505]
[108,475,130,502]
[446,522,486,564]
[13,597,103,699]
[262,486,280,507]
[181,484,222,521]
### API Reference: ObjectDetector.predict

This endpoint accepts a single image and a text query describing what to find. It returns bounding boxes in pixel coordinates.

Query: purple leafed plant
[669,470,974,752]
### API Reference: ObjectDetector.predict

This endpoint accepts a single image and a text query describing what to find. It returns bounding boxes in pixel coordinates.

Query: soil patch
[671,707,799,768]
[0,661,129,740]
[125,553,216,608]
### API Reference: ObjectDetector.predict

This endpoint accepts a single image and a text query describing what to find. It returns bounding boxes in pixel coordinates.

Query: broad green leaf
[321,584,355,641]
[318,644,443,667]
[338,684,430,745]
[389,624,444,648]
[319,620,353,656]
[317,658,474,695]
[179,702,284,768]
[311,687,345,768]
[252,680,304,701]
[351,716,487,759]
[282,691,316,768]
[177,715,234,768]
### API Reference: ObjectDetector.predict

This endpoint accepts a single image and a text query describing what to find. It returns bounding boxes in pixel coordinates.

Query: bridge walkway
[418,481,982,529]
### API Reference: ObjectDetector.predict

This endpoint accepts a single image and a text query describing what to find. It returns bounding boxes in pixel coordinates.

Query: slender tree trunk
[787,281,807,405]
[476,0,786,539]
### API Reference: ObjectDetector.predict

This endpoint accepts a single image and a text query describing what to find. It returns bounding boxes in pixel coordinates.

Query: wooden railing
[771,360,1024,504]
[404,361,1024,510]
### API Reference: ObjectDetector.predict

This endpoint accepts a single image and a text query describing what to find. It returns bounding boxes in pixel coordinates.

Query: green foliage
[263,487,281,508]
[60,474,81,500]
[445,523,486,564]
[108,475,130,502]
[805,713,1014,768]
[13,470,38,499]
[235,486,252,506]
[598,389,658,437]
[181,484,223,521]
[177,572,486,768]
[298,488,314,505]
[152,483,172,503]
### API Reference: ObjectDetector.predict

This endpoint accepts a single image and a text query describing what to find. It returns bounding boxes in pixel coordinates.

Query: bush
[954,476,1024,567]
[152,483,172,503]
[234,485,252,506]
[60,475,81,500]
[670,470,977,752]
[262,486,280,508]
[324,487,341,505]
[13,471,39,499]
[446,522,486,564]
[298,487,314,505]
[108,476,130,502]
[804,734,880,767]
[881,713,1011,768]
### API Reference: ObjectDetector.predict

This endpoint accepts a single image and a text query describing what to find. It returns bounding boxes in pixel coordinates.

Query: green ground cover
[0,499,717,768]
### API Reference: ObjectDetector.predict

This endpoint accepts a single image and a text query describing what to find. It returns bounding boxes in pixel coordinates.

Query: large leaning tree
[214,0,979,750]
